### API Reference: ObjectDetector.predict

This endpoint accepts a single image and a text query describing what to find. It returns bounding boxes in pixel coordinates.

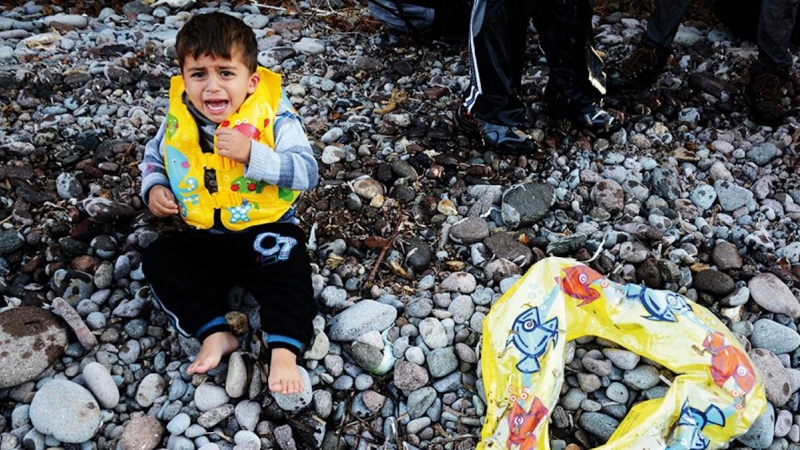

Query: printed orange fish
[703,332,756,400]
[507,397,548,450]
[555,266,604,306]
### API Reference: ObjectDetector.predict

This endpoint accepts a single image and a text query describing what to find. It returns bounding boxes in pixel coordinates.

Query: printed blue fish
[508,307,559,373]
[625,284,690,322]
[666,400,726,450]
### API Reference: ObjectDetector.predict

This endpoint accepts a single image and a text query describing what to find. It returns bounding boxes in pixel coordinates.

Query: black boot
[456,105,537,153]
[544,86,621,135]
[745,65,789,126]
[607,43,671,91]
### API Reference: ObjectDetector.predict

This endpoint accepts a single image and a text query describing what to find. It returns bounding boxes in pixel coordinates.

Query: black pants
[142,222,317,355]
[464,0,606,125]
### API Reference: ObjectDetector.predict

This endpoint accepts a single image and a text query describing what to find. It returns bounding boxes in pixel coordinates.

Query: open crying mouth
[205,100,228,112]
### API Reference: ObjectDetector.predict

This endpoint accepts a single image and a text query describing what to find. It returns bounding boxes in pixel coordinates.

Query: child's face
[181,51,259,124]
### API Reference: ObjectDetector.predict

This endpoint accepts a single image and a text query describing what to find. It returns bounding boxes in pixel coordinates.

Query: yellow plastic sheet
[479,257,766,450]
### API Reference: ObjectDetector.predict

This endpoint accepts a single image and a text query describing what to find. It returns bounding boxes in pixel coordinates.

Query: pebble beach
[1,1,800,449]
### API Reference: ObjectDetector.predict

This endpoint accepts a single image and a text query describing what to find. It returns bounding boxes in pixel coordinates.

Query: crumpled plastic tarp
[479,257,766,450]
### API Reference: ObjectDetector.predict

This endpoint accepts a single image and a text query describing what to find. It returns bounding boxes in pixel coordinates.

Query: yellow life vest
[479,257,766,450]
[163,67,300,231]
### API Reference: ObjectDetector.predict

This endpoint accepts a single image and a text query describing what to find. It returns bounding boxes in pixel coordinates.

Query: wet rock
[692,269,735,296]
[81,197,136,223]
[400,237,432,271]
[484,233,532,267]
[651,167,680,202]
[449,217,489,244]
[501,182,555,229]
[0,307,67,388]
[0,230,24,254]
[591,179,624,214]
[712,241,742,270]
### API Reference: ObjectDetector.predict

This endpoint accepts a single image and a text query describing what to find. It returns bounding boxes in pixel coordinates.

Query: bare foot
[187,331,239,375]
[268,348,304,394]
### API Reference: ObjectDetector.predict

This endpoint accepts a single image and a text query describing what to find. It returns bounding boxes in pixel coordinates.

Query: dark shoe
[607,44,670,91]
[456,105,537,153]
[745,66,789,126]
[544,87,621,135]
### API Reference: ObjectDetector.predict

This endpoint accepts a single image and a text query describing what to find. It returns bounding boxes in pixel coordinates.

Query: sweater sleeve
[139,119,171,205]
[244,94,319,192]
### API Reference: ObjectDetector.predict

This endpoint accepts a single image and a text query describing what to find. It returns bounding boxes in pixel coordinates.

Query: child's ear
[247,71,260,95]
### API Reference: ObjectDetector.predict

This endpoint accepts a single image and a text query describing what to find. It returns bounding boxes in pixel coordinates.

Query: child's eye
[191,72,205,78]
[221,70,233,77]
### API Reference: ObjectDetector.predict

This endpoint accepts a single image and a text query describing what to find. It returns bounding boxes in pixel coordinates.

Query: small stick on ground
[363,213,404,291]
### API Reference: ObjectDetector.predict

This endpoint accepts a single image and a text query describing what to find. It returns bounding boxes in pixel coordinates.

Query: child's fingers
[152,190,178,216]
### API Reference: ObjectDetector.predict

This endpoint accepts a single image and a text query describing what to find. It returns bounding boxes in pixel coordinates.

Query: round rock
[30,379,100,443]
[82,362,120,409]
[692,269,735,296]
[748,273,800,318]
[0,307,68,388]
[327,300,397,341]
[195,383,230,412]
[272,367,313,413]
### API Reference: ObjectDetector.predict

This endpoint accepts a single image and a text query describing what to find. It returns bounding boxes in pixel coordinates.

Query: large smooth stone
[29,379,101,443]
[0,307,68,388]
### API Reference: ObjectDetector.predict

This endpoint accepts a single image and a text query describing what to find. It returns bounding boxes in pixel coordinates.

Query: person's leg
[458,0,537,152]
[535,0,619,133]
[142,231,237,374]
[534,0,603,102]
[757,0,799,68]
[746,0,799,124]
[464,0,532,124]
[606,0,690,90]
[239,223,317,394]
[642,0,694,49]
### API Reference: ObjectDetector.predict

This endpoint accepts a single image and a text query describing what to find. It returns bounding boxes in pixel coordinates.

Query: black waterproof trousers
[463,0,606,125]
[142,222,317,355]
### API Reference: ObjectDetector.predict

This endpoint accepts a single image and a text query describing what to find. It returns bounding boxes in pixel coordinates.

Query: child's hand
[215,127,252,164]
[148,185,179,217]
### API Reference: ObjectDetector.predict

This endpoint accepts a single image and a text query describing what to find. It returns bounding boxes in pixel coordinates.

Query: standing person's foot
[268,348,305,394]
[544,87,621,135]
[187,331,239,375]
[455,105,537,153]
[606,43,670,91]
[745,65,789,126]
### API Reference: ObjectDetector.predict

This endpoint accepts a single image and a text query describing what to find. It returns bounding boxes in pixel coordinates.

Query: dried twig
[376,89,408,115]
[364,212,404,288]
